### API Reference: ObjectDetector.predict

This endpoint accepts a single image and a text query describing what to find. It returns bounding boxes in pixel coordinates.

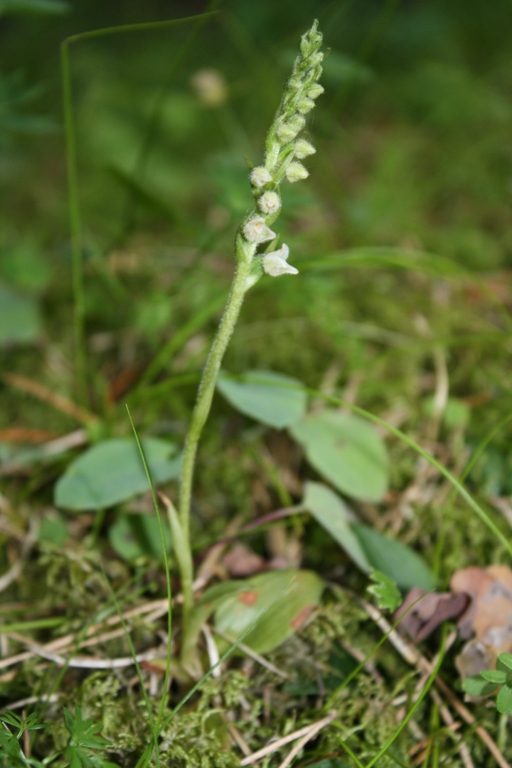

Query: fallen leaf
[451,565,512,677]
[222,542,266,578]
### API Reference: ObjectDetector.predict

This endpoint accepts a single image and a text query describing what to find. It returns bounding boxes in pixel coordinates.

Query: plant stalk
[178,245,252,632]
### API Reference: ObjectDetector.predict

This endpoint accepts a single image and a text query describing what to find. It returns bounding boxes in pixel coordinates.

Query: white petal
[262,244,299,277]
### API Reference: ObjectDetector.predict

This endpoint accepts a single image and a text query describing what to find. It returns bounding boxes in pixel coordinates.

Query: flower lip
[242,216,277,244]
[262,244,299,277]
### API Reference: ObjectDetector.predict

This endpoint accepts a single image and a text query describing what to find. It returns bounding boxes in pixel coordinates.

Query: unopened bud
[276,115,305,143]
[297,97,315,115]
[285,162,309,183]
[294,139,316,159]
[307,83,324,99]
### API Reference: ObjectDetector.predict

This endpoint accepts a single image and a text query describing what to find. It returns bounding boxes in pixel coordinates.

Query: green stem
[178,237,253,632]
[61,39,87,406]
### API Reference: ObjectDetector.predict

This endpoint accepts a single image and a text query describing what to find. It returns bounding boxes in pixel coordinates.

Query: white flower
[250,166,272,188]
[262,244,298,277]
[294,139,316,159]
[242,216,276,243]
[258,190,281,215]
[285,162,309,183]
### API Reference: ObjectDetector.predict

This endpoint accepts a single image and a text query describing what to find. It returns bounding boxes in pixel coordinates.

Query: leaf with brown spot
[214,569,324,655]
[238,590,259,606]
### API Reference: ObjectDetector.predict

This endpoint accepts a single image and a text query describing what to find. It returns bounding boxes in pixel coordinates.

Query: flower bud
[288,76,302,91]
[297,97,315,114]
[242,216,276,243]
[307,83,324,99]
[250,166,272,188]
[276,114,305,143]
[288,115,306,134]
[294,139,316,159]
[308,52,324,69]
[285,162,309,183]
[276,122,297,143]
[262,244,298,277]
[258,190,281,215]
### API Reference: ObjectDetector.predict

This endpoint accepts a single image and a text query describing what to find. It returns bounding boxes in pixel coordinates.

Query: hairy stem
[178,243,253,632]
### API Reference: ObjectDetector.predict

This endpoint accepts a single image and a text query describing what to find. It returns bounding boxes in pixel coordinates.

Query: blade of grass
[126,405,173,732]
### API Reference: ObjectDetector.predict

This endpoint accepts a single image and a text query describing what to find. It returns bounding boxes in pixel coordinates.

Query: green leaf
[367,569,402,611]
[214,569,324,654]
[108,513,171,562]
[290,410,388,502]
[462,676,498,696]
[497,653,512,672]
[497,685,512,714]
[55,437,181,511]
[0,282,41,345]
[352,523,434,590]
[217,369,307,429]
[303,481,371,571]
[481,670,507,685]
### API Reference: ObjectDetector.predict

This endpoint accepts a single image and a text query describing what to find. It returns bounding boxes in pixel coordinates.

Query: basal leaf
[0,282,41,345]
[108,513,171,562]
[290,410,388,502]
[352,523,434,590]
[55,437,181,511]
[217,369,307,429]
[214,569,324,654]
[303,481,371,572]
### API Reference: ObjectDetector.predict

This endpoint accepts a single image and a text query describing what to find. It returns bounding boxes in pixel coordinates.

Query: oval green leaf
[290,410,388,502]
[217,370,307,429]
[55,437,181,511]
[352,522,434,590]
[303,481,371,572]
[497,685,512,714]
[0,282,41,345]
[214,569,324,654]
[108,513,171,562]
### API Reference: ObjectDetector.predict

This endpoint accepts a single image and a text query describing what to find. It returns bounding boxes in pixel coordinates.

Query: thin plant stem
[61,39,87,406]
[178,253,253,626]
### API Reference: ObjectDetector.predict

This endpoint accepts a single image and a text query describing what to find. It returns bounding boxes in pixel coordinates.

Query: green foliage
[54,438,181,511]
[217,369,307,428]
[0,282,41,345]
[213,569,324,654]
[463,653,512,714]
[291,410,389,503]
[303,481,433,590]
[0,708,117,768]
[366,570,402,612]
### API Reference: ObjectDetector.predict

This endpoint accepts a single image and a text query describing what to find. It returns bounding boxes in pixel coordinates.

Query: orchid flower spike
[262,244,298,277]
